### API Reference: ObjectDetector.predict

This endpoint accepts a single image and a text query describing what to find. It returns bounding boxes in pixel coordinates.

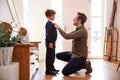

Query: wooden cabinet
[12,42,41,80]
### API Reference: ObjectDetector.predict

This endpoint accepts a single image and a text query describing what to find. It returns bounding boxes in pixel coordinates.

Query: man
[54,12,92,76]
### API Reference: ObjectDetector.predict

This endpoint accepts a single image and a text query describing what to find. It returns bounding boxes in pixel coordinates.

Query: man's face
[73,14,81,26]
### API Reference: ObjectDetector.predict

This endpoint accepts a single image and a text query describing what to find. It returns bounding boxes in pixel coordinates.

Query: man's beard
[73,23,77,26]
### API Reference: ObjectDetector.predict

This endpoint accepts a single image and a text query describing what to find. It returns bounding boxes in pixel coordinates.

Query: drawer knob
[31,62,35,65]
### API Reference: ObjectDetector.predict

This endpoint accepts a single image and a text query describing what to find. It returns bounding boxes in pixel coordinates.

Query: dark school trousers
[45,42,56,72]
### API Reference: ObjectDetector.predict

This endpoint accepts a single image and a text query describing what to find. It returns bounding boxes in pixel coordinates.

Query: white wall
[13,0,23,26]
[0,0,12,22]
[0,0,23,26]
[28,0,51,60]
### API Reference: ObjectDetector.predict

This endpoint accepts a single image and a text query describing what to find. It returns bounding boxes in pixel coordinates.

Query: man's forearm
[58,28,71,39]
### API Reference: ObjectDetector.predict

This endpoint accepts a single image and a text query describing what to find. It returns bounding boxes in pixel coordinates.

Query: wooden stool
[116,59,120,71]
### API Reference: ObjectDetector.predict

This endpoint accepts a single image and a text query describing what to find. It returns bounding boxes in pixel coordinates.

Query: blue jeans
[56,51,86,76]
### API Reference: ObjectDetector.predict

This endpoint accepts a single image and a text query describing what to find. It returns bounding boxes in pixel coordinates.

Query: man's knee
[56,53,61,59]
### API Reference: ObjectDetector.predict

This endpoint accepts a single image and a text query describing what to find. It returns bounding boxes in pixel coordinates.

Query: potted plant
[18,27,29,44]
[0,22,18,66]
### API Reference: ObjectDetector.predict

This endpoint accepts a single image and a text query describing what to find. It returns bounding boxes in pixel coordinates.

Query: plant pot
[0,47,14,66]
[20,35,30,44]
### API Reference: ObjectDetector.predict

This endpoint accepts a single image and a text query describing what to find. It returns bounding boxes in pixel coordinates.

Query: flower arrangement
[0,22,18,47]
[0,22,19,66]
[18,27,29,44]
[18,27,27,36]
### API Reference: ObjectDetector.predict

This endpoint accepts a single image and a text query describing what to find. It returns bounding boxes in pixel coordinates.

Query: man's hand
[49,43,54,48]
[54,23,60,29]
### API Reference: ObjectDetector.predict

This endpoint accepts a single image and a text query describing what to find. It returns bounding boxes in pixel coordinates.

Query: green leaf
[0,22,19,47]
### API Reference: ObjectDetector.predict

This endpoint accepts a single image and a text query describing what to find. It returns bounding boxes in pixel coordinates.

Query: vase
[20,35,30,44]
[0,47,14,66]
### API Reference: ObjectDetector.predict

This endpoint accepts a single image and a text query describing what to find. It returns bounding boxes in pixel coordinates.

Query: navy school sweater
[45,20,57,43]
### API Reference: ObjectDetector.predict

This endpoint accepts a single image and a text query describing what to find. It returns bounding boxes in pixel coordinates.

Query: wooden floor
[33,59,120,80]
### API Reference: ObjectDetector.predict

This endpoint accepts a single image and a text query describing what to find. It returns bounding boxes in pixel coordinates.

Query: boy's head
[45,9,56,21]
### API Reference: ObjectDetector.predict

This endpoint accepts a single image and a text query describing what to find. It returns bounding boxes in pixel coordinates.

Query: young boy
[45,9,59,75]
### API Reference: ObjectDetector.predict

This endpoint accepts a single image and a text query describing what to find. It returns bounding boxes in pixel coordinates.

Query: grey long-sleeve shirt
[58,25,88,58]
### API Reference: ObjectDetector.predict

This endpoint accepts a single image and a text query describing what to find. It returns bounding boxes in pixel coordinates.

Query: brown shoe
[85,61,92,74]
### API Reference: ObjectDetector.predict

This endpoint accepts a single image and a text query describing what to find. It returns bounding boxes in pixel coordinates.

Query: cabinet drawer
[30,54,36,63]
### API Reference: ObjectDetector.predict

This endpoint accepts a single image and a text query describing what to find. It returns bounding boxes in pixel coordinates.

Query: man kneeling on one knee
[54,12,92,76]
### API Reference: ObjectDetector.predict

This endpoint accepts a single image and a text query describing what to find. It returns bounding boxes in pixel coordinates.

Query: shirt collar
[48,19,53,22]
[76,25,84,31]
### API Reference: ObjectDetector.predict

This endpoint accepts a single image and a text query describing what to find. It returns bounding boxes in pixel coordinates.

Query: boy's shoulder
[47,20,52,23]
[46,20,53,24]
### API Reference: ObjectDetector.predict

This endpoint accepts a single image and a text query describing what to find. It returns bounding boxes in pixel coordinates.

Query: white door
[90,0,105,58]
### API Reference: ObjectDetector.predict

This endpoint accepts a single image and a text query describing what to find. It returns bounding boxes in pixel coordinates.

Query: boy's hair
[45,9,56,18]
[77,12,87,25]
